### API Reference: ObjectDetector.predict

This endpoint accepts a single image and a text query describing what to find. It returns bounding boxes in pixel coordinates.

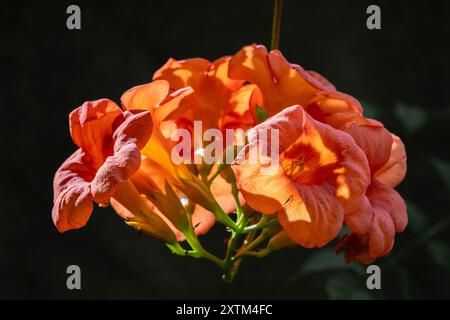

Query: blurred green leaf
[394,102,427,133]
[407,201,428,234]
[430,158,450,194]
[360,100,380,119]
[387,215,450,269]
[255,105,269,123]
[300,249,364,275]
[428,241,450,271]
[326,272,373,300]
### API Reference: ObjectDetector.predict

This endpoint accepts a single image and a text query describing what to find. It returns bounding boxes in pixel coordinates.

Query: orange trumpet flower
[153,56,246,131]
[120,80,242,239]
[228,44,408,262]
[232,105,370,248]
[52,98,176,242]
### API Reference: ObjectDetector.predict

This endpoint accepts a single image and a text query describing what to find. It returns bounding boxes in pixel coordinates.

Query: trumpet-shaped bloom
[228,44,364,123]
[323,108,407,262]
[53,43,408,267]
[227,44,408,261]
[335,129,408,263]
[228,44,337,117]
[52,99,154,232]
[232,105,370,248]
[121,80,242,239]
[153,56,245,130]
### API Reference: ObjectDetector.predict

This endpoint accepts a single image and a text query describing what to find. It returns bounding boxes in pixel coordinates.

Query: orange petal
[337,180,407,263]
[228,44,324,116]
[304,70,336,92]
[367,180,408,234]
[52,149,94,232]
[155,56,245,129]
[233,105,370,247]
[221,84,258,130]
[344,195,374,234]
[190,206,216,237]
[69,99,122,169]
[278,183,345,248]
[153,87,193,123]
[303,92,363,123]
[90,111,153,204]
[367,209,395,258]
[374,134,407,187]
[121,80,170,112]
[328,112,393,173]
[111,181,178,243]
[153,58,211,89]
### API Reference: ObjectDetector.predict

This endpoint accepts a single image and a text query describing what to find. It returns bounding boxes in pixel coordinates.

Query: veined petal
[327,111,393,173]
[344,196,374,234]
[221,84,259,130]
[121,80,194,125]
[337,180,407,263]
[154,56,245,129]
[304,92,363,123]
[228,44,324,116]
[279,183,345,248]
[367,180,408,233]
[153,58,211,89]
[52,149,94,232]
[90,111,153,204]
[69,99,122,169]
[233,105,370,247]
[121,80,170,111]
[374,134,407,187]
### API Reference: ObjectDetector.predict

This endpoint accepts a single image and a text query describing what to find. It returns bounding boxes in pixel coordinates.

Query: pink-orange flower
[119,80,243,239]
[53,43,408,268]
[153,56,246,130]
[232,105,370,247]
[52,99,154,232]
[228,44,408,260]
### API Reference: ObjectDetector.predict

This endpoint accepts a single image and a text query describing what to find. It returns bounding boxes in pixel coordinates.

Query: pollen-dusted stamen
[281,157,305,181]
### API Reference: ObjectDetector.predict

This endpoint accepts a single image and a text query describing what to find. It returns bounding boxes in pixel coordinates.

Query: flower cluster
[53,44,407,280]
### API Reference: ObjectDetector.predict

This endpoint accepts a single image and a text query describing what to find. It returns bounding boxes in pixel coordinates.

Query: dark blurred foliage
[1,0,450,299]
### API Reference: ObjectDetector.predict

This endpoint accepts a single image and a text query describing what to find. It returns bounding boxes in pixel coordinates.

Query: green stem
[233,229,271,260]
[271,0,283,50]
[170,203,225,268]
[166,242,202,259]
[231,179,247,228]
[240,248,271,258]
[242,216,278,233]
[213,204,238,231]
[184,232,224,268]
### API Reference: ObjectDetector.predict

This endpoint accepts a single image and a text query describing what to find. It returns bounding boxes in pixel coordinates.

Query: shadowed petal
[69,99,122,169]
[90,111,153,204]
[374,134,407,187]
[52,149,94,232]
[233,105,370,247]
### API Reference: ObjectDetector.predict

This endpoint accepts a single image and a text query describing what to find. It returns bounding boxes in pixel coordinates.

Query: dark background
[1,0,450,299]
